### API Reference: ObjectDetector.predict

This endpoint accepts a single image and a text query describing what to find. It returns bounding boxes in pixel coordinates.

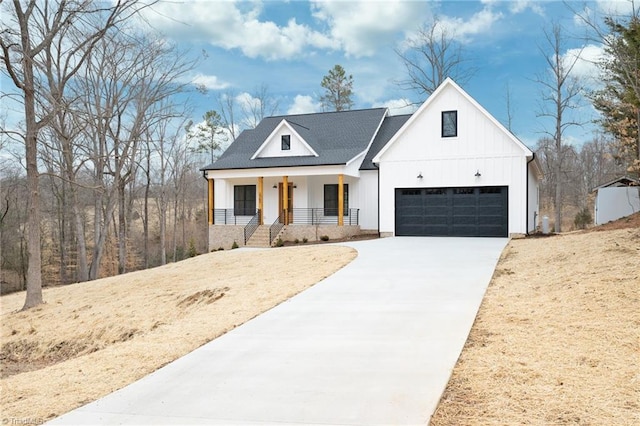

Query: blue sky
[135,0,638,149]
[1,1,635,153]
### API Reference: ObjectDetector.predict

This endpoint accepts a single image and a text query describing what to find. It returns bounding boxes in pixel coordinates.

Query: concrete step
[246,226,273,248]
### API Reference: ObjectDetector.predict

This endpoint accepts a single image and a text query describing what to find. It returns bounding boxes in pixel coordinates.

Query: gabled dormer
[251,119,319,160]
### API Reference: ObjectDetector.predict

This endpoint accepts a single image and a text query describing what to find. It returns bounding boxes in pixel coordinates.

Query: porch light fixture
[293,184,297,188]
[417,172,423,179]
[273,184,277,189]
[475,170,481,177]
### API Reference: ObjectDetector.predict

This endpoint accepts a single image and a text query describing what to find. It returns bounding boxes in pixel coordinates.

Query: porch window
[234,185,256,216]
[281,135,291,150]
[324,184,349,216]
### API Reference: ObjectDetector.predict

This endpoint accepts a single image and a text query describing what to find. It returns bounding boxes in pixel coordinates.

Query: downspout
[376,162,381,237]
[526,153,536,236]
[202,170,210,251]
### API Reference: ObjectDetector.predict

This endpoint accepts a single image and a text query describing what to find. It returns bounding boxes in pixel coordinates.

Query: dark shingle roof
[360,114,411,170]
[202,108,388,170]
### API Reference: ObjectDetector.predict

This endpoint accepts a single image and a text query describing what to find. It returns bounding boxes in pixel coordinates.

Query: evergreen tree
[320,65,354,112]
[186,110,226,163]
[592,15,640,175]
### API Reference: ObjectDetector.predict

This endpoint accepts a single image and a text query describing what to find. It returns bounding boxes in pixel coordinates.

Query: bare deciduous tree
[218,89,239,142]
[77,30,195,277]
[0,0,151,309]
[240,84,280,129]
[395,17,476,101]
[535,23,585,232]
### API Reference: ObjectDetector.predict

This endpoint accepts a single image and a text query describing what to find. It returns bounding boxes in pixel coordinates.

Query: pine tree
[320,65,354,112]
[592,15,640,175]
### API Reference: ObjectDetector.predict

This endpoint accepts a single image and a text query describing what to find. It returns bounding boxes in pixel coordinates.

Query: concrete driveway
[50,237,507,425]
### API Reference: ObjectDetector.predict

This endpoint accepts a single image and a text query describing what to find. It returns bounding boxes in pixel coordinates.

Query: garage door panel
[395,186,508,237]
[423,225,449,235]
[452,206,477,216]
[425,215,448,225]
[402,207,425,216]
[424,206,449,215]
[478,206,504,216]
[478,216,504,226]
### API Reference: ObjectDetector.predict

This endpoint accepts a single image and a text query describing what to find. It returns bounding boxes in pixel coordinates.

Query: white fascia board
[206,164,360,180]
[353,108,388,166]
[372,78,533,164]
[251,119,318,160]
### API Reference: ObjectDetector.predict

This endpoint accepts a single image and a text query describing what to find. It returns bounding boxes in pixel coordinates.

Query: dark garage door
[395,186,508,237]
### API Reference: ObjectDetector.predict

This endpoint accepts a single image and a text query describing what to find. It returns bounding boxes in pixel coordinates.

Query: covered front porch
[205,170,374,250]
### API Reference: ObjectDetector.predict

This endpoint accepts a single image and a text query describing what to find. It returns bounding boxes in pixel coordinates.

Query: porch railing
[243,210,261,245]
[288,208,360,225]
[269,212,285,245]
[213,208,256,225]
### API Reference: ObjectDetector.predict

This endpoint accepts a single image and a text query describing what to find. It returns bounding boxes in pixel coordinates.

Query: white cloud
[191,73,230,90]
[287,95,322,115]
[508,0,544,16]
[438,8,503,43]
[311,0,429,57]
[236,92,261,111]
[141,1,337,61]
[596,0,637,15]
[563,44,607,88]
[397,4,503,50]
[372,98,417,115]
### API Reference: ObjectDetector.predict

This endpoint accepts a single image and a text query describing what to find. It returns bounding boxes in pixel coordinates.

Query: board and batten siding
[356,170,379,231]
[376,80,534,236]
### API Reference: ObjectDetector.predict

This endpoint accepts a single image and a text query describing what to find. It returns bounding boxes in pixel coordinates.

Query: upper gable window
[281,135,291,150]
[442,110,458,138]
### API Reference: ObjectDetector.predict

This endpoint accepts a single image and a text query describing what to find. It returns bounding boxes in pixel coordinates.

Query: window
[281,135,291,150]
[442,110,457,137]
[480,187,502,194]
[425,188,446,195]
[454,187,475,195]
[324,184,349,216]
[234,185,256,216]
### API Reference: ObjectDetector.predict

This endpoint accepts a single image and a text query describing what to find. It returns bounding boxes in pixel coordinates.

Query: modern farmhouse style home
[201,78,542,250]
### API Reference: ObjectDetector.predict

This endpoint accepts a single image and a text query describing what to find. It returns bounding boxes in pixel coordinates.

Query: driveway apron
[50,237,508,425]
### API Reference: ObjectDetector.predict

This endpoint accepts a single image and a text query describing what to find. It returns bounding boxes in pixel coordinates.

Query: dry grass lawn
[0,245,356,422]
[431,216,640,425]
[1,215,639,425]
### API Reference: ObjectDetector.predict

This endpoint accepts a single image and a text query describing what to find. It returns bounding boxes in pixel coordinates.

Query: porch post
[257,176,263,225]
[338,173,344,226]
[207,178,214,225]
[283,175,289,225]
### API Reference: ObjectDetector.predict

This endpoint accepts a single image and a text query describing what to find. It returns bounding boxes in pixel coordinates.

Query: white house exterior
[373,78,541,237]
[202,79,541,250]
[593,177,640,225]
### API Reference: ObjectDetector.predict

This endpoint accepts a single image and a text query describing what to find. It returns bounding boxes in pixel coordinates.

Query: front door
[278,183,294,224]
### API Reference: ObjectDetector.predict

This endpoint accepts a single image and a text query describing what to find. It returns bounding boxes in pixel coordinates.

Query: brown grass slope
[431,214,640,425]
[0,245,356,421]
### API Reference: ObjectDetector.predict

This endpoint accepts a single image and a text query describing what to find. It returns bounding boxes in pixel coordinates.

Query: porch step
[246,225,272,248]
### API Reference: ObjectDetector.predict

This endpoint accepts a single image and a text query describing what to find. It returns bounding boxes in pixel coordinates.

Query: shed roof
[593,176,640,191]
